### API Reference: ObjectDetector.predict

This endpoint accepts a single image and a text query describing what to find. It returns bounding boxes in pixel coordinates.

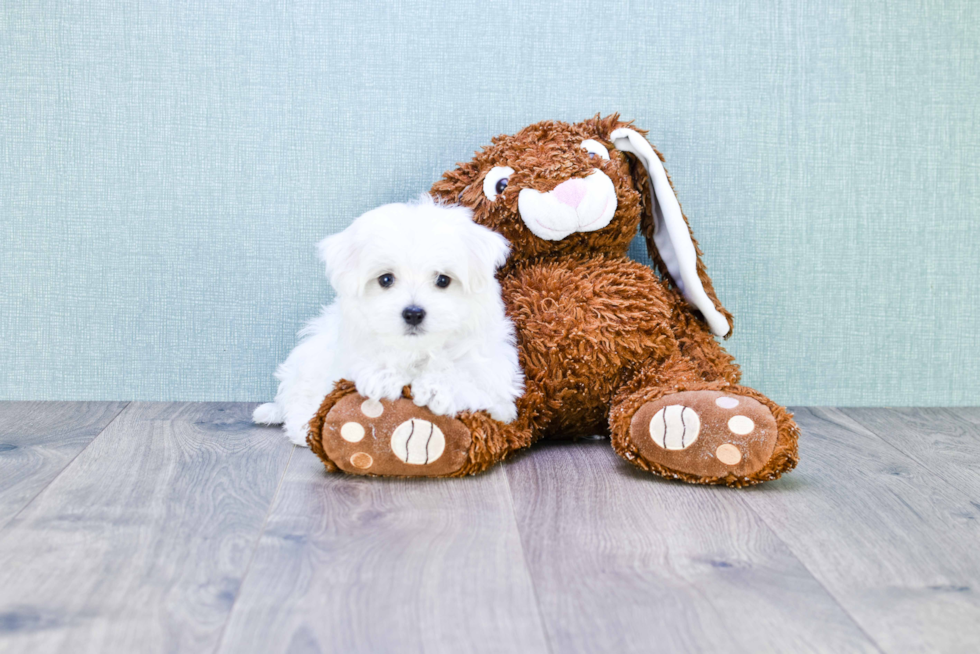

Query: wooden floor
[1,404,979,653]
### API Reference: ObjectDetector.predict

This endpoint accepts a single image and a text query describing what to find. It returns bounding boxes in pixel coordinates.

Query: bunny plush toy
[308,115,799,486]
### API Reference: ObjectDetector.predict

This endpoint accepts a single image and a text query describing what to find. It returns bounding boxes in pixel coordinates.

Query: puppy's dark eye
[435,274,451,289]
[378,273,394,288]
[495,178,508,195]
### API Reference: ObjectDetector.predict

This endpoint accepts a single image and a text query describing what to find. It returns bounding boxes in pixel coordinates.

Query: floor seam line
[211,441,296,654]
[735,487,888,653]
[0,401,131,532]
[736,407,891,654]
[502,463,556,654]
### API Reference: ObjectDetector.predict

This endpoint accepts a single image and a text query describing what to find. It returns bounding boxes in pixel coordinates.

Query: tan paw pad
[727,415,755,435]
[340,422,365,442]
[390,419,446,465]
[715,443,742,465]
[360,399,384,418]
[649,405,700,450]
[350,452,373,469]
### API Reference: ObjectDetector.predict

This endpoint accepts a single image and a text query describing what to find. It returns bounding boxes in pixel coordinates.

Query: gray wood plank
[0,402,128,529]
[0,402,293,654]
[216,449,550,654]
[952,407,980,424]
[841,408,980,502]
[505,438,881,654]
[743,407,980,653]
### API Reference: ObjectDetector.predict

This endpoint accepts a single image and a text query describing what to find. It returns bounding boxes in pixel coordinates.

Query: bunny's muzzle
[517,170,617,241]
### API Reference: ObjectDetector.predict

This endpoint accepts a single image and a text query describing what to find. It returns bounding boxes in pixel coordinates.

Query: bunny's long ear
[610,128,732,337]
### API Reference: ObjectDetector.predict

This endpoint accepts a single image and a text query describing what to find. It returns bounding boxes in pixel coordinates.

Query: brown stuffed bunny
[308,115,798,487]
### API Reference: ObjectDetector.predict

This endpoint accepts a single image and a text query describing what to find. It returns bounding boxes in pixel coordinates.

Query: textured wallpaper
[1,1,978,405]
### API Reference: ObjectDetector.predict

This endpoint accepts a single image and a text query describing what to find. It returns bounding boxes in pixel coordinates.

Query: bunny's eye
[483,166,515,201]
[581,139,610,161]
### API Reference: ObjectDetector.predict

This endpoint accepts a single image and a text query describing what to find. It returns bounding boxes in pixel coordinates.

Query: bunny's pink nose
[552,178,588,209]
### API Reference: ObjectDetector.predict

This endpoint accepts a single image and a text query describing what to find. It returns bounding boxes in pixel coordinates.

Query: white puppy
[254,195,524,445]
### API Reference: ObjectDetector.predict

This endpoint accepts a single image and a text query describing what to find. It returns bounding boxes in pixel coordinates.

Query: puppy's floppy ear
[459,215,510,293]
[610,128,732,338]
[317,227,361,297]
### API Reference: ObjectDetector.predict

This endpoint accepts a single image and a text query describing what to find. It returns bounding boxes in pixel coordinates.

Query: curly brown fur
[502,256,678,439]
[451,411,534,477]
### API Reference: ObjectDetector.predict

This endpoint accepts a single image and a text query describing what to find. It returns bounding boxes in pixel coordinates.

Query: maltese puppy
[254,195,524,445]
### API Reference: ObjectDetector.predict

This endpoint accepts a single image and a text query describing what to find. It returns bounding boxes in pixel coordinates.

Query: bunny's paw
[627,390,780,483]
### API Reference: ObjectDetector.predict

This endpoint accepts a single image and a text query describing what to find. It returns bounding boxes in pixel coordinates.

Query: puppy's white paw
[283,424,311,447]
[411,379,458,417]
[356,369,407,403]
[253,402,284,425]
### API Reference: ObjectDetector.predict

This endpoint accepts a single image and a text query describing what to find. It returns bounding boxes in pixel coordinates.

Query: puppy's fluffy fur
[254,196,524,445]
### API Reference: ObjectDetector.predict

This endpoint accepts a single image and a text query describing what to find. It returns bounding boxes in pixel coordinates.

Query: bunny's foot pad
[629,391,778,481]
[319,394,472,477]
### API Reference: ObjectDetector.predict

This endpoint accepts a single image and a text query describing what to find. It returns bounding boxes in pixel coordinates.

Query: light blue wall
[2,1,978,405]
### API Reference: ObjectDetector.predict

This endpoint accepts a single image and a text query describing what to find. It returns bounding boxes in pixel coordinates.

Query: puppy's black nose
[402,305,426,326]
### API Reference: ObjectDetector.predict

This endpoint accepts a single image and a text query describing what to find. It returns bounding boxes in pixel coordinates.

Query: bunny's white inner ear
[610,128,730,337]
